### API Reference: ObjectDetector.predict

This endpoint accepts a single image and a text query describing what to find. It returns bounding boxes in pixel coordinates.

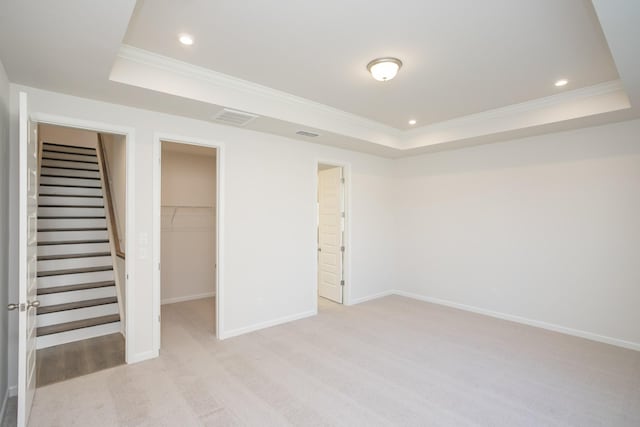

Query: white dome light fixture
[179,33,194,45]
[367,57,403,82]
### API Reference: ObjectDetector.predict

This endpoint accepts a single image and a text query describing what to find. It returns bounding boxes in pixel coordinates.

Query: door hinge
[158,262,161,271]
[340,280,345,287]
[341,212,345,218]
[340,246,345,252]
[340,177,345,184]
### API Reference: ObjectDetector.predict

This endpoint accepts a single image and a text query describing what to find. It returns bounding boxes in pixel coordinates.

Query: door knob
[28,300,40,309]
[7,303,18,311]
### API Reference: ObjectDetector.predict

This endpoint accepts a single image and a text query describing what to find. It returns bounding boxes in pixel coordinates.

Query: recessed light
[408,119,417,125]
[179,34,194,46]
[554,79,568,87]
[367,57,403,82]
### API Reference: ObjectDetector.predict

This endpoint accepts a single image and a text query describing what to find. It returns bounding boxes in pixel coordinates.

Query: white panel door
[17,92,39,427]
[318,167,344,303]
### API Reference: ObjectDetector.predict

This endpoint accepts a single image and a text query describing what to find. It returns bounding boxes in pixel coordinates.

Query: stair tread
[42,142,97,151]
[41,174,101,180]
[38,265,113,277]
[39,205,104,208]
[37,314,120,336]
[38,252,111,261]
[42,157,98,165]
[39,194,103,199]
[40,183,102,189]
[38,227,107,232]
[41,165,99,172]
[37,297,117,315]
[38,216,106,220]
[38,239,109,246]
[37,281,115,295]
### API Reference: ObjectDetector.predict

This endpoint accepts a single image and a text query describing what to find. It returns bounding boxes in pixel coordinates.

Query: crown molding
[115,45,403,145]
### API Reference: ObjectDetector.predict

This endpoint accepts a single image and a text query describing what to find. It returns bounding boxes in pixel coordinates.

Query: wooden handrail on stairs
[97,135,125,259]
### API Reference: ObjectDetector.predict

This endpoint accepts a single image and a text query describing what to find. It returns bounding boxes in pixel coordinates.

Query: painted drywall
[38,123,98,149]
[7,84,396,386]
[394,119,640,348]
[160,145,216,304]
[0,58,10,416]
[101,133,127,249]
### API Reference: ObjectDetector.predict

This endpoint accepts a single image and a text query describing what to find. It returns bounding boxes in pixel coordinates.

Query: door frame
[152,133,224,347]
[30,112,137,363]
[315,160,352,306]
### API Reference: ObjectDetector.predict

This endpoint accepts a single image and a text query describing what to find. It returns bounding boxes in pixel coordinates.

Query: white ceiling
[0,0,638,158]
[124,0,618,129]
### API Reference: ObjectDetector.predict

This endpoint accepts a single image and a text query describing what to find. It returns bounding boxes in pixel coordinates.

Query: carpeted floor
[27,295,640,426]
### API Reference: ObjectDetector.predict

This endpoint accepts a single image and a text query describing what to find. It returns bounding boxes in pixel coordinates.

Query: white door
[17,92,39,427]
[317,167,344,303]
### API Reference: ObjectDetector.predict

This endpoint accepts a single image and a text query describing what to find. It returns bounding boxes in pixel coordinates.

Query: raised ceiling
[0,0,638,157]
[124,0,618,129]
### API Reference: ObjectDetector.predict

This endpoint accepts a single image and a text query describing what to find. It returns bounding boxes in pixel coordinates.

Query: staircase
[36,142,121,349]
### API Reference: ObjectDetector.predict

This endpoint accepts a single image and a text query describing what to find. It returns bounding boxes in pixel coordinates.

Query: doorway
[34,124,128,386]
[317,162,347,305]
[158,140,218,345]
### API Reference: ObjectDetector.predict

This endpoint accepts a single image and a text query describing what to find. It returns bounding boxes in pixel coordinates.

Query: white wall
[161,146,216,304]
[7,85,396,383]
[101,133,127,249]
[0,59,11,415]
[394,119,640,348]
[38,123,98,149]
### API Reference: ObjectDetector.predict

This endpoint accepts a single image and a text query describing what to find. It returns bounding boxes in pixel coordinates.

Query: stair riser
[37,303,119,327]
[42,144,97,155]
[38,206,105,217]
[41,167,100,179]
[40,176,102,188]
[38,230,109,243]
[41,151,98,163]
[37,286,117,306]
[38,185,103,197]
[38,270,115,288]
[38,255,113,272]
[38,218,107,230]
[39,196,104,207]
[38,242,111,258]
[38,242,110,257]
[41,159,99,171]
[36,322,120,349]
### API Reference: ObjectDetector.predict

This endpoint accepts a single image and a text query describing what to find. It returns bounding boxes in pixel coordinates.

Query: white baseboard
[127,349,159,364]
[348,290,395,305]
[219,309,316,340]
[161,292,215,305]
[394,290,640,352]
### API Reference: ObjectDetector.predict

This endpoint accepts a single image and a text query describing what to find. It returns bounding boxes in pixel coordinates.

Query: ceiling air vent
[213,108,259,126]
[296,130,320,138]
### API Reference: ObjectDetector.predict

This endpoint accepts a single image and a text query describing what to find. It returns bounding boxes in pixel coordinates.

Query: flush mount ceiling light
[367,57,403,82]
[408,119,417,125]
[178,33,194,45]
[554,78,569,87]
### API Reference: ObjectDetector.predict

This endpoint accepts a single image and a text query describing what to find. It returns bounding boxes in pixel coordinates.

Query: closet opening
[159,141,218,342]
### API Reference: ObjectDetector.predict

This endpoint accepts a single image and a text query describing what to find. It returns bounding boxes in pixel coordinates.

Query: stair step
[42,157,98,165]
[41,150,98,163]
[38,194,103,199]
[38,242,111,258]
[38,216,106,219]
[39,181,101,189]
[37,252,112,261]
[37,281,116,295]
[37,265,113,277]
[38,228,107,232]
[39,204,104,208]
[40,159,99,170]
[42,142,97,154]
[38,185,102,197]
[41,167,100,179]
[37,297,117,315]
[37,314,120,336]
[38,239,109,246]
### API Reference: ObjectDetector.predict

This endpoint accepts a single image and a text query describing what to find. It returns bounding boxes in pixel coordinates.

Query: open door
[317,166,344,303]
[17,92,39,427]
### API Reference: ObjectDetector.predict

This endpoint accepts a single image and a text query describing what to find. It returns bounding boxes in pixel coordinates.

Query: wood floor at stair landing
[36,332,124,387]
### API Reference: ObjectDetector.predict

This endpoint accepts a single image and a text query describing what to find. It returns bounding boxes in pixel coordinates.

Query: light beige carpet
[28,296,640,426]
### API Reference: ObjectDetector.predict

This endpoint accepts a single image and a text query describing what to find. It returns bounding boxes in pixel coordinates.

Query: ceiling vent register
[213,108,259,126]
[296,130,320,138]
